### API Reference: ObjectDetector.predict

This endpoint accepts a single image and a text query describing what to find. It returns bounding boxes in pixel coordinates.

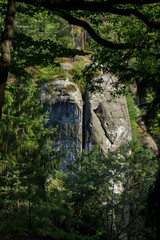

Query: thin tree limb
[108,7,160,30]
[56,11,133,50]
[16,0,160,11]
[16,0,160,31]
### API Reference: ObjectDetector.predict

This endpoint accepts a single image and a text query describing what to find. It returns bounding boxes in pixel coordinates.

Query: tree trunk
[76,26,82,50]
[28,183,31,233]
[148,171,160,239]
[0,66,8,119]
[0,0,16,119]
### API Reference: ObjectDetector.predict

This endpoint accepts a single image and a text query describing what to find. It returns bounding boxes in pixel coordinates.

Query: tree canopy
[13,0,160,49]
[0,0,160,118]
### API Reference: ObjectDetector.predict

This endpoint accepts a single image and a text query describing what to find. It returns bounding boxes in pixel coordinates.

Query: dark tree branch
[108,0,160,4]
[108,7,160,30]
[56,10,133,50]
[16,0,160,11]
[16,0,160,30]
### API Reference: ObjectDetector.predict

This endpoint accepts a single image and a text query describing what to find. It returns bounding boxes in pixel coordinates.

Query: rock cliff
[41,78,83,169]
[83,74,132,154]
[41,71,132,168]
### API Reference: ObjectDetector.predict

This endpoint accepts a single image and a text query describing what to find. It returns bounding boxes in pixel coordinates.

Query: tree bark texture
[0,0,16,119]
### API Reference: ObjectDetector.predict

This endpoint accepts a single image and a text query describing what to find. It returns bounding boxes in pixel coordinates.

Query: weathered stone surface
[41,74,133,168]
[141,133,159,156]
[84,74,132,153]
[60,62,74,71]
[41,78,83,169]
[136,123,159,156]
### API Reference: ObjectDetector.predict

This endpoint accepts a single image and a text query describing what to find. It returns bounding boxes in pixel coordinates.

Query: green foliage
[36,65,67,82]
[16,3,61,42]
[61,84,77,94]
[70,59,87,93]
[49,142,157,240]
[0,77,62,236]
[11,31,85,77]
[89,10,160,147]
[126,90,139,139]
[71,61,103,94]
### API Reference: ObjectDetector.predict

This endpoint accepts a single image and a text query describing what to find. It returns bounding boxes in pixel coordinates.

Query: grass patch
[47,83,77,97]
[61,84,77,94]
[36,65,67,82]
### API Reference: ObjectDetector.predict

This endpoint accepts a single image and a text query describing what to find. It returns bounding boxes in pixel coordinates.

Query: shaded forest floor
[3,231,55,240]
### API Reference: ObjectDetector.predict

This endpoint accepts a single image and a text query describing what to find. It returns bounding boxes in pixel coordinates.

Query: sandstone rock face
[41,78,83,169]
[84,74,132,154]
[41,74,132,168]
[136,123,159,157]
[60,62,74,71]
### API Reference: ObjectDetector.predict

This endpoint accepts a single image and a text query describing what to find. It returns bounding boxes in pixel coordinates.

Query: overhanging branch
[56,10,133,50]
[108,7,160,30]
[52,0,160,10]
[16,0,160,31]
[16,0,160,11]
